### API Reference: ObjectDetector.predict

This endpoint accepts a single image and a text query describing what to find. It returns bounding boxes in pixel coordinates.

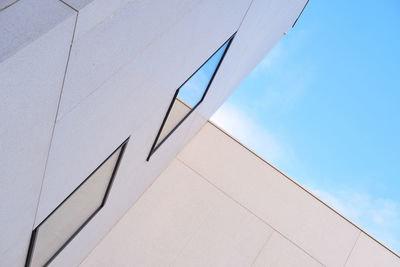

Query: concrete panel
[57,0,202,120]
[35,4,235,245]
[0,0,75,135]
[253,232,323,267]
[42,83,199,266]
[36,0,251,228]
[81,159,273,267]
[35,2,252,232]
[0,122,56,267]
[171,191,272,267]
[345,233,400,267]
[46,86,205,266]
[178,123,361,267]
[80,123,399,267]
[33,64,161,226]
[64,0,131,40]
[0,0,312,265]
[34,16,213,223]
[57,0,252,120]
[0,0,76,265]
[0,0,73,63]
[80,159,226,266]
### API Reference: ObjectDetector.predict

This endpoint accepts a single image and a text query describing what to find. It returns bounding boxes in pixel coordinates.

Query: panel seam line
[250,230,274,266]
[79,157,180,264]
[56,0,204,122]
[31,11,78,227]
[59,0,79,12]
[237,0,255,29]
[167,205,217,266]
[207,121,400,259]
[176,157,325,266]
[343,231,361,267]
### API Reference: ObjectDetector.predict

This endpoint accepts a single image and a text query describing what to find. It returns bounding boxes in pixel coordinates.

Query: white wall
[0,0,307,266]
[81,122,400,266]
[178,123,400,266]
[0,1,76,265]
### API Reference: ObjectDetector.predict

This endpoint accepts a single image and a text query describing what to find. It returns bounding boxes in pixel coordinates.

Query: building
[0,0,399,266]
[81,122,400,267]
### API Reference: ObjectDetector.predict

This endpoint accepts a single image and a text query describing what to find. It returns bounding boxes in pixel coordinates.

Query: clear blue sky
[212,0,400,253]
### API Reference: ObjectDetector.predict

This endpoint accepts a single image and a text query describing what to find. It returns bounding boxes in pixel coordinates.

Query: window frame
[147,33,235,161]
[25,137,129,267]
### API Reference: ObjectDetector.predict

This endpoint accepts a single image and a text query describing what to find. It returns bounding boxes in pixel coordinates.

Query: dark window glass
[25,139,128,267]
[147,34,234,160]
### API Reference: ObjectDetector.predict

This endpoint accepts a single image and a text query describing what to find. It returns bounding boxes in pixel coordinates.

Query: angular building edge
[208,120,400,261]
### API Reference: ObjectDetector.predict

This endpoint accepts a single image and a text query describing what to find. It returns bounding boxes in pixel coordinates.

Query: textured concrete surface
[82,122,400,266]
[0,0,308,265]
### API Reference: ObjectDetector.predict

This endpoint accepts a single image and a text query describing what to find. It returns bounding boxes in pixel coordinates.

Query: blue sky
[212,0,400,253]
[178,40,229,107]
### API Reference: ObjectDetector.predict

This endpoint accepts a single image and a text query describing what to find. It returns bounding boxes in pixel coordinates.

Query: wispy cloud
[232,32,315,118]
[309,185,400,253]
[211,102,288,163]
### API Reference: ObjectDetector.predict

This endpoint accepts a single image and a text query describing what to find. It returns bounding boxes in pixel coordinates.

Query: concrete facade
[1,0,306,265]
[82,123,400,267]
[2,0,398,266]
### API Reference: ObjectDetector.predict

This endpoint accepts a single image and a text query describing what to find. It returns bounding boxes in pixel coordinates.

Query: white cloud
[309,186,400,253]
[210,102,287,163]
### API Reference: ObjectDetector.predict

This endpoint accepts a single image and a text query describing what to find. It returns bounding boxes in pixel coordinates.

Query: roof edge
[207,120,400,259]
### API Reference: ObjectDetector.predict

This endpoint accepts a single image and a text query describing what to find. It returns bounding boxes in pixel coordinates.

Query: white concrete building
[0,0,399,266]
[82,122,400,267]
